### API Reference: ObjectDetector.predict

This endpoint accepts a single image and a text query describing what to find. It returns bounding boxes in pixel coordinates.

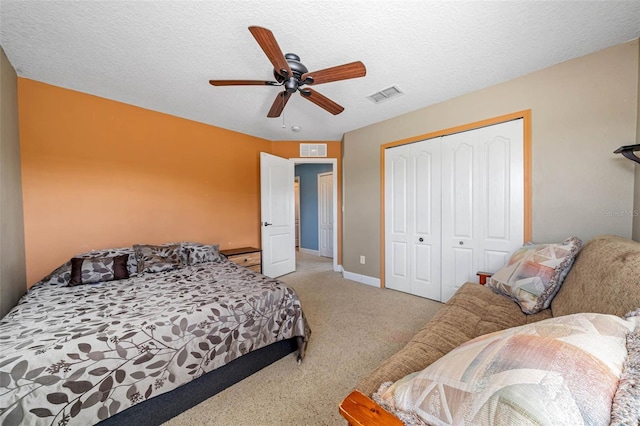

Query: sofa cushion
[355,283,551,396]
[487,237,581,314]
[552,235,640,317]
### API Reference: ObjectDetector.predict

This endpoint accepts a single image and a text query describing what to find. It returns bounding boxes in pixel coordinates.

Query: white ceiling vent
[300,143,327,157]
[367,85,404,104]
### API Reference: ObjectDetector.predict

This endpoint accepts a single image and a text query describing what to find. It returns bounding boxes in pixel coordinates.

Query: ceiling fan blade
[267,91,292,118]
[248,26,292,78]
[209,80,278,86]
[302,61,366,85]
[300,88,344,115]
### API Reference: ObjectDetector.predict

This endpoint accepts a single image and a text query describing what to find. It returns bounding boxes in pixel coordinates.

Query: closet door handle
[418,238,424,242]
[264,222,273,227]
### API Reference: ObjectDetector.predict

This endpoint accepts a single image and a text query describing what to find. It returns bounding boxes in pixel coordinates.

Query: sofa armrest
[476,271,493,285]
[339,390,402,426]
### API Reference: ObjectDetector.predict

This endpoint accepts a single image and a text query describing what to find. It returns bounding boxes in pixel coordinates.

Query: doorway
[260,154,339,275]
[293,158,338,271]
[295,163,333,258]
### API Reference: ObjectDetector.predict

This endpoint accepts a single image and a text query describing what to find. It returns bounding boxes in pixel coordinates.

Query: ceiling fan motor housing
[274,53,313,91]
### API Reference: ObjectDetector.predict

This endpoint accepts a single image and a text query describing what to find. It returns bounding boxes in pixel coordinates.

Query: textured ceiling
[1,1,639,141]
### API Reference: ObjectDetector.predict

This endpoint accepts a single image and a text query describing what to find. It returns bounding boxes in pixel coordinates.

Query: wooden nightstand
[221,247,262,273]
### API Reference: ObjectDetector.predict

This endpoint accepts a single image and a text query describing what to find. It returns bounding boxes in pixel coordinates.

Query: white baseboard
[298,248,320,256]
[333,264,343,273]
[342,270,380,287]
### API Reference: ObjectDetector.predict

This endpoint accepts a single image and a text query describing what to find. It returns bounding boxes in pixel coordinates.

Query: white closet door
[410,140,441,299]
[441,119,524,302]
[481,120,524,274]
[385,140,441,298]
[385,145,411,293]
[441,132,478,302]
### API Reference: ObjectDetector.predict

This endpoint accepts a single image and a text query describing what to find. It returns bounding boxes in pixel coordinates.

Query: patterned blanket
[0,259,309,425]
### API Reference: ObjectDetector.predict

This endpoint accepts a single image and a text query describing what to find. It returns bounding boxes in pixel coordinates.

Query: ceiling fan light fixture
[285,77,298,93]
[367,85,404,104]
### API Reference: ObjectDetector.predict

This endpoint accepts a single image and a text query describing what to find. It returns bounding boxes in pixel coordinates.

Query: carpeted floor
[165,252,442,425]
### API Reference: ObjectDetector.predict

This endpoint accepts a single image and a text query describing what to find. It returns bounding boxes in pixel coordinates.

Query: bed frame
[100,338,298,425]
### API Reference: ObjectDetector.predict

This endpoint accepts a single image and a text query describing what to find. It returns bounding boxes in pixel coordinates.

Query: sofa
[339,234,640,425]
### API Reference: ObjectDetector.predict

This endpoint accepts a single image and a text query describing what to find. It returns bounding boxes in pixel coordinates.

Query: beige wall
[343,39,639,278]
[0,46,27,318]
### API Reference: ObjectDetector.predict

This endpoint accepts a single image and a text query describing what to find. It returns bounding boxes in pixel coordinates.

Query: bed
[0,242,310,425]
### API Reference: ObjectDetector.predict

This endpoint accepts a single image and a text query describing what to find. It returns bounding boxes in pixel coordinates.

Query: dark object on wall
[209,26,366,118]
[614,144,640,164]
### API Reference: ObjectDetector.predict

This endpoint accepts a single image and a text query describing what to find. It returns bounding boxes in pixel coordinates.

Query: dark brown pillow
[69,254,129,286]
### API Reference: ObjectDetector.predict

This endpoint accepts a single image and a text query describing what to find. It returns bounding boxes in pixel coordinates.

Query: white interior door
[385,140,441,299]
[411,140,442,300]
[385,144,411,293]
[260,152,295,278]
[318,172,333,258]
[441,119,524,301]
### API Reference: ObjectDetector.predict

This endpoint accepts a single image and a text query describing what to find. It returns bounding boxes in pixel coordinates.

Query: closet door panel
[479,120,524,271]
[414,244,432,283]
[385,146,411,293]
[484,250,511,275]
[485,137,509,240]
[442,132,479,302]
[411,141,441,300]
[391,242,408,278]
[451,143,474,239]
[443,247,474,302]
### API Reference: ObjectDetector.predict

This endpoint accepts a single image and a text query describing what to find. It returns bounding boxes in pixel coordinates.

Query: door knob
[418,237,424,242]
[264,222,272,226]
[459,241,464,245]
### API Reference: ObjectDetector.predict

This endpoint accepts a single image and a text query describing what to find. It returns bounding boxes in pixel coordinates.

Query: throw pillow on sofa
[487,236,582,314]
[373,312,639,426]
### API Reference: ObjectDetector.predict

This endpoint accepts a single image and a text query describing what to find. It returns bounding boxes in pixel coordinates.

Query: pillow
[69,254,129,286]
[374,313,639,426]
[36,246,138,286]
[487,236,582,314]
[184,242,223,265]
[37,260,73,286]
[611,308,640,425]
[133,243,184,274]
[79,246,138,278]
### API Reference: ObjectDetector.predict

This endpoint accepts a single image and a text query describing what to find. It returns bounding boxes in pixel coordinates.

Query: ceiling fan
[209,26,366,118]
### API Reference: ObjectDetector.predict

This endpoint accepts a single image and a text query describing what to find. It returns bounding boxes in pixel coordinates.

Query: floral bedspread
[0,259,309,425]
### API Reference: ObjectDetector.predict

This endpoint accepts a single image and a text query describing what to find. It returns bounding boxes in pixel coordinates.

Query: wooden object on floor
[339,390,402,426]
[221,247,262,273]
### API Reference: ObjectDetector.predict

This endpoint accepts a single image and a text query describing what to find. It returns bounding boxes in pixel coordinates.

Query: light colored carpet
[165,252,442,426]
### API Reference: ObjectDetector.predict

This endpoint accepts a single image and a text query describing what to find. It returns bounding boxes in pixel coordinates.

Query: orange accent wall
[270,141,342,263]
[19,78,272,286]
